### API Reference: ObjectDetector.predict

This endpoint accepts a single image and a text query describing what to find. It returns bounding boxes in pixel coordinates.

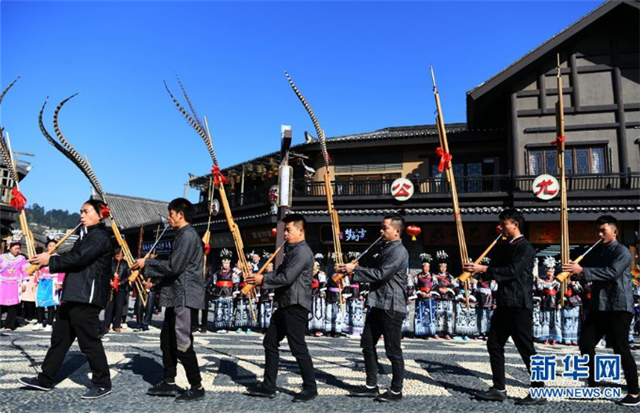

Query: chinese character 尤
[595,355,621,382]
[530,355,556,382]
[534,179,558,196]
[561,354,589,381]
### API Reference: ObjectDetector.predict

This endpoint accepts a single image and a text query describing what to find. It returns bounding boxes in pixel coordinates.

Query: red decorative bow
[436,147,452,172]
[211,165,228,186]
[100,205,111,219]
[10,188,27,211]
[317,152,332,164]
[551,136,565,145]
[204,244,211,255]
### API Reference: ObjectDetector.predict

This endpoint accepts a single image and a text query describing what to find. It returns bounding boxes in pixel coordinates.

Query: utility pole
[275,125,293,267]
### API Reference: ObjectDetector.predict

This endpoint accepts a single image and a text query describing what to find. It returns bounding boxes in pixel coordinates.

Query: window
[431,162,483,193]
[334,173,401,196]
[334,153,402,173]
[528,146,606,175]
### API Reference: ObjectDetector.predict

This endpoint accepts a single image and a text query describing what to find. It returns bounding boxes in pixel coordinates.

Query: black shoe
[375,389,402,402]
[475,387,507,402]
[619,394,640,406]
[292,388,318,403]
[349,384,379,397]
[175,386,205,402]
[81,386,112,399]
[515,394,547,406]
[19,377,53,392]
[244,383,276,398]
[147,381,178,397]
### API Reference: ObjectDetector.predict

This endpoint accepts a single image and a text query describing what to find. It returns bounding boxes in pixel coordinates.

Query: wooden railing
[295,175,512,197]
[192,172,640,212]
[514,173,640,192]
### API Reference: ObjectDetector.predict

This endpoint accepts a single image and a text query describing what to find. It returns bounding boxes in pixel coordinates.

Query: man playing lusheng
[133,198,205,403]
[563,215,639,407]
[244,214,318,402]
[21,199,113,399]
[464,208,546,406]
[336,214,409,402]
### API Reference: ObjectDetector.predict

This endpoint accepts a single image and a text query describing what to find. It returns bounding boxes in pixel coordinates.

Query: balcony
[514,173,640,192]
[295,175,511,197]
[294,173,640,198]
[194,187,268,215]
[193,173,640,215]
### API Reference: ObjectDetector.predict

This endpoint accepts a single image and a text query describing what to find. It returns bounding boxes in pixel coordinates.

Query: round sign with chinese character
[391,178,414,202]
[532,174,559,200]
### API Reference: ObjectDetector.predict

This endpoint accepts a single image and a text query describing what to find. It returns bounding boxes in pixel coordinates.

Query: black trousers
[487,307,543,390]
[263,304,316,392]
[1,305,19,330]
[121,293,129,324]
[39,302,111,388]
[190,302,210,329]
[199,294,212,327]
[361,307,405,392]
[37,306,57,326]
[579,310,638,394]
[22,301,36,320]
[103,291,126,328]
[160,307,202,388]
[136,291,156,328]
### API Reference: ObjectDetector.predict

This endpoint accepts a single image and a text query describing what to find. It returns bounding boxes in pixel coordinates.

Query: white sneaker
[31,324,44,331]
[44,325,52,332]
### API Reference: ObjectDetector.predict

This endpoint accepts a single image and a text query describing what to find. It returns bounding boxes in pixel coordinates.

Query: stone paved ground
[1,311,638,412]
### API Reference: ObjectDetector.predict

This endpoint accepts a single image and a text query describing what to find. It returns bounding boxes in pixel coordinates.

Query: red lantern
[271,228,277,237]
[406,225,421,241]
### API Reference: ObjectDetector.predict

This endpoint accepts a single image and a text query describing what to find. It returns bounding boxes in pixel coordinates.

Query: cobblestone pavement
[1,313,638,412]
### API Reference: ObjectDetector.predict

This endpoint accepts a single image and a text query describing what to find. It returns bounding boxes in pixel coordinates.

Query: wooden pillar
[612,66,629,173]
[509,91,521,175]
[538,72,547,112]
[570,53,581,112]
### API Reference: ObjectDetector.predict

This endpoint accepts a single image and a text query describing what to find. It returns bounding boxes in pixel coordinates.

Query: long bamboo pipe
[332,236,383,283]
[241,241,287,295]
[26,223,83,275]
[555,239,603,282]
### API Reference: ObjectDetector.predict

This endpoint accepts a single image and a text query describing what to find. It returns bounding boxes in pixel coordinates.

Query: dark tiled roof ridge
[105,192,170,205]
[191,122,502,180]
